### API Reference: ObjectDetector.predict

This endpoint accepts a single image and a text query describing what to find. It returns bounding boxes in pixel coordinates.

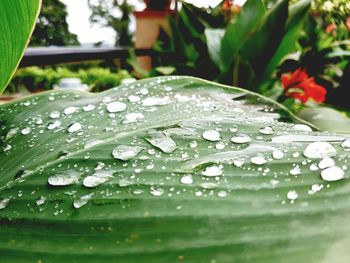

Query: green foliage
[30,0,79,46]
[312,0,350,24]
[9,67,132,92]
[0,0,41,94]
[2,76,350,262]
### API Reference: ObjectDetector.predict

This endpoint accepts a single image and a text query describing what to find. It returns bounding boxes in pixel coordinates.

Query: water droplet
[83,170,114,188]
[128,95,140,102]
[83,104,95,112]
[189,140,198,148]
[5,128,18,140]
[259,126,274,135]
[292,124,312,132]
[250,155,267,165]
[318,157,335,170]
[180,174,193,185]
[73,193,94,209]
[64,106,79,115]
[217,190,227,198]
[50,111,60,119]
[68,122,82,133]
[272,150,284,160]
[309,184,323,195]
[36,196,46,206]
[303,142,336,159]
[122,112,144,124]
[202,130,221,142]
[106,101,127,113]
[146,130,177,153]
[21,127,32,135]
[48,120,61,130]
[112,145,143,161]
[233,160,244,167]
[150,187,164,196]
[215,141,226,150]
[287,190,298,201]
[231,134,251,144]
[341,139,350,149]
[48,171,81,186]
[202,165,223,177]
[0,198,10,210]
[321,166,344,182]
[290,166,301,176]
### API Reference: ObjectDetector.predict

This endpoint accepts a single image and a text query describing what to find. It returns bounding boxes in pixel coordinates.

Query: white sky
[60,0,245,45]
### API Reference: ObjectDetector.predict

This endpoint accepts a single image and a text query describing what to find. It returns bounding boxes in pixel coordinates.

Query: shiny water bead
[50,111,60,118]
[106,101,127,113]
[48,120,62,130]
[303,142,336,159]
[112,145,143,161]
[68,122,82,133]
[83,104,95,112]
[250,155,267,165]
[202,130,221,142]
[122,112,144,124]
[36,196,46,206]
[289,166,301,176]
[217,190,228,198]
[231,134,251,144]
[259,126,274,135]
[64,106,78,115]
[292,124,312,132]
[128,95,140,103]
[84,139,103,149]
[341,139,350,149]
[318,157,335,170]
[287,190,298,201]
[146,130,177,153]
[48,171,81,186]
[0,198,10,210]
[272,150,284,160]
[321,166,344,182]
[215,141,226,150]
[73,193,94,209]
[189,140,198,148]
[150,187,164,196]
[83,170,114,188]
[202,165,223,177]
[143,97,170,106]
[21,127,32,135]
[180,174,193,185]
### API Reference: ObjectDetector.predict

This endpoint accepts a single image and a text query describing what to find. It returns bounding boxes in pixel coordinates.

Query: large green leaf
[1,77,350,262]
[0,0,41,94]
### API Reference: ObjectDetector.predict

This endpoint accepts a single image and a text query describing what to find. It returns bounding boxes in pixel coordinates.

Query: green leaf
[299,106,350,133]
[219,0,266,71]
[259,0,312,91]
[240,0,289,87]
[0,0,41,94]
[1,76,350,262]
[205,29,225,66]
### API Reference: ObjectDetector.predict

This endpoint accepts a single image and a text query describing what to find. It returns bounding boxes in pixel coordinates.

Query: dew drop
[84,139,103,149]
[48,120,61,130]
[189,140,198,148]
[150,187,164,196]
[318,157,335,170]
[287,190,298,201]
[83,170,114,188]
[48,171,81,186]
[21,127,32,135]
[122,112,144,124]
[231,134,251,144]
[180,174,193,185]
[217,190,227,198]
[250,155,267,165]
[292,124,312,132]
[36,196,46,206]
[202,130,221,142]
[146,130,177,153]
[321,166,344,182]
[341,139,350,149]
[202,165,223,177]
[215,141,226,150]
[259,126,274,135]
[272,150,284,160]
[303,142,336,159]
[68,122,82,133]
[112,145,143,161]
[290,165,301,176]
[50,111,60,119]
[64,106,79,115]
[106,101,127,113]
[83,104,95,112]
[73,193,94,209]
[0,198,10,210]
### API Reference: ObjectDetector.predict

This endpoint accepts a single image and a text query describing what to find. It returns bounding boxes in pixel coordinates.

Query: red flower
[281,68,327,104]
